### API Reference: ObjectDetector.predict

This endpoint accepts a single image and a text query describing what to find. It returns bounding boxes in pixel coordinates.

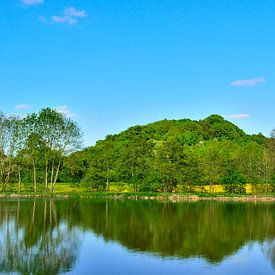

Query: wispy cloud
[15,104,32,110]
[51,7,87,25]
[226,114,251,119]
[230,77,266,87]
[22,0,43,6]
[55,106,75,117]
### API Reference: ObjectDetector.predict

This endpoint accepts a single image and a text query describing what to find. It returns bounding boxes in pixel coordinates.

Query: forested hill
[112,114,248,143]
[61,114,275,193]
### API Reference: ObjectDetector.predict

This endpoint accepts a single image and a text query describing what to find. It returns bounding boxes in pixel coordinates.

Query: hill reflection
[0,199,274,274]
[75,200,275,263]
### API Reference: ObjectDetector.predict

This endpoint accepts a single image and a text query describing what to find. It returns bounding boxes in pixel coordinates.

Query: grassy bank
[1,183,275,202]
[4,182,275,193]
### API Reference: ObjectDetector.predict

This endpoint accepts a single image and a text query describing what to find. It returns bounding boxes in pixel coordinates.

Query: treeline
[1,110,275,193]
[0,108,82,192]
[61,115,275,193]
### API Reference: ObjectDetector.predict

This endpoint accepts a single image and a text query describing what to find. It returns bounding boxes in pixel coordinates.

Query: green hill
[61,115,274,193]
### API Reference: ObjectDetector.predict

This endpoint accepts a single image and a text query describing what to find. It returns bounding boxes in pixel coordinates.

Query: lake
[0,198,274,274]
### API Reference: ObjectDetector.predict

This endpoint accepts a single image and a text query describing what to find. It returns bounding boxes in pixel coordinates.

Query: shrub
[224,183,246,194]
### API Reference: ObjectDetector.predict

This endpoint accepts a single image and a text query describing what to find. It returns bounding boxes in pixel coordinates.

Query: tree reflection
[0,199,274,273]
[263,240,275,271]
[0,200,80,274]
[73,200,275,263]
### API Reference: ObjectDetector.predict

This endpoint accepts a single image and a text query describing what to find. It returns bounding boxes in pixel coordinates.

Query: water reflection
[264,240,275,271]
[0,199,274,274]
[0,200,80,274]
[79,200,275,263]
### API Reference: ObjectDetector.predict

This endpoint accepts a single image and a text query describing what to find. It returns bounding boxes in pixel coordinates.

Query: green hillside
[61,114,275,193]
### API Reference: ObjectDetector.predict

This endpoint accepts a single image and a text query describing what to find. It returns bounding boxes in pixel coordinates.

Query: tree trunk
[18,165,21,193]
[33,160,37,193]
[106,167,110,192]
[45,160,48,192]
[3,157,12,192]
[131,164,135,192]
[51,159,61,192]
[50,159,55,185]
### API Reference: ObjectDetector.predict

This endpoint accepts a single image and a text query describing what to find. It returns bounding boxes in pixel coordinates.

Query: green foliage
[76,115,275,194]
[224,184,246,194]
[177,131,203,145]
[0,108,82,193]
[222,170,246,185]
[268,184,275,193]
[1,111,275,194]
[222,170,246,194]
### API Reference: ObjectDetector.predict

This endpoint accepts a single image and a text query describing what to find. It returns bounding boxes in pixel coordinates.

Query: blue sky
[1,0,275,145]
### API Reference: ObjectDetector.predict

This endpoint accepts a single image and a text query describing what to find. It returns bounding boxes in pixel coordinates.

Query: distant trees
[1,111,275,194]
[83,137,115,191]
[75,115,275,193]
[116,135,153,192]
[151,139,185,192]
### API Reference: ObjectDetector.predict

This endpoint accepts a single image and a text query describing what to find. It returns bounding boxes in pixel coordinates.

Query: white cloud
[230,77,266,87]
[226,114,251,119]
[54,106,75,117]
[15,104,32,110]
[64,7,87,17]
[22,0,43,5]
[51,7,87,25]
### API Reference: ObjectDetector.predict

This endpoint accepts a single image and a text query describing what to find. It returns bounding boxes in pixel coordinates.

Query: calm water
[0,199,274,274]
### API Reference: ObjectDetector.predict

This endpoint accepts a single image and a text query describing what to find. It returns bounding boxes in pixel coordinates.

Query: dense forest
[1,108,275,193]
[68,114,275,193]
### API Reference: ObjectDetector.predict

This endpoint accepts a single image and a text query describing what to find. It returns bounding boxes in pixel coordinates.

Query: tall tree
[0,114,23,191]
[23,108,82,192]
[37,108,82,192]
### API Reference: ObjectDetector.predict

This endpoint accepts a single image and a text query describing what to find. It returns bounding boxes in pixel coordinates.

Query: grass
[1,182,275,201]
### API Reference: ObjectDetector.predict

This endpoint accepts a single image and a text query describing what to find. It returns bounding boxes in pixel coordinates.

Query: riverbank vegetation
[1,109,275,194]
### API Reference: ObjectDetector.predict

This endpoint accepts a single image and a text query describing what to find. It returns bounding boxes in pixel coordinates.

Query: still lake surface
[0,198,274,274]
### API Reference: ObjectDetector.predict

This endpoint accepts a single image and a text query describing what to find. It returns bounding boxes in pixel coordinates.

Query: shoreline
[0,192,275,202]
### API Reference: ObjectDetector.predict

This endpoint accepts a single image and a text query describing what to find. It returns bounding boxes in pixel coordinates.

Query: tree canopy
[0,108,82,192]
[68,114,275,193]
[1,110,275,193]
